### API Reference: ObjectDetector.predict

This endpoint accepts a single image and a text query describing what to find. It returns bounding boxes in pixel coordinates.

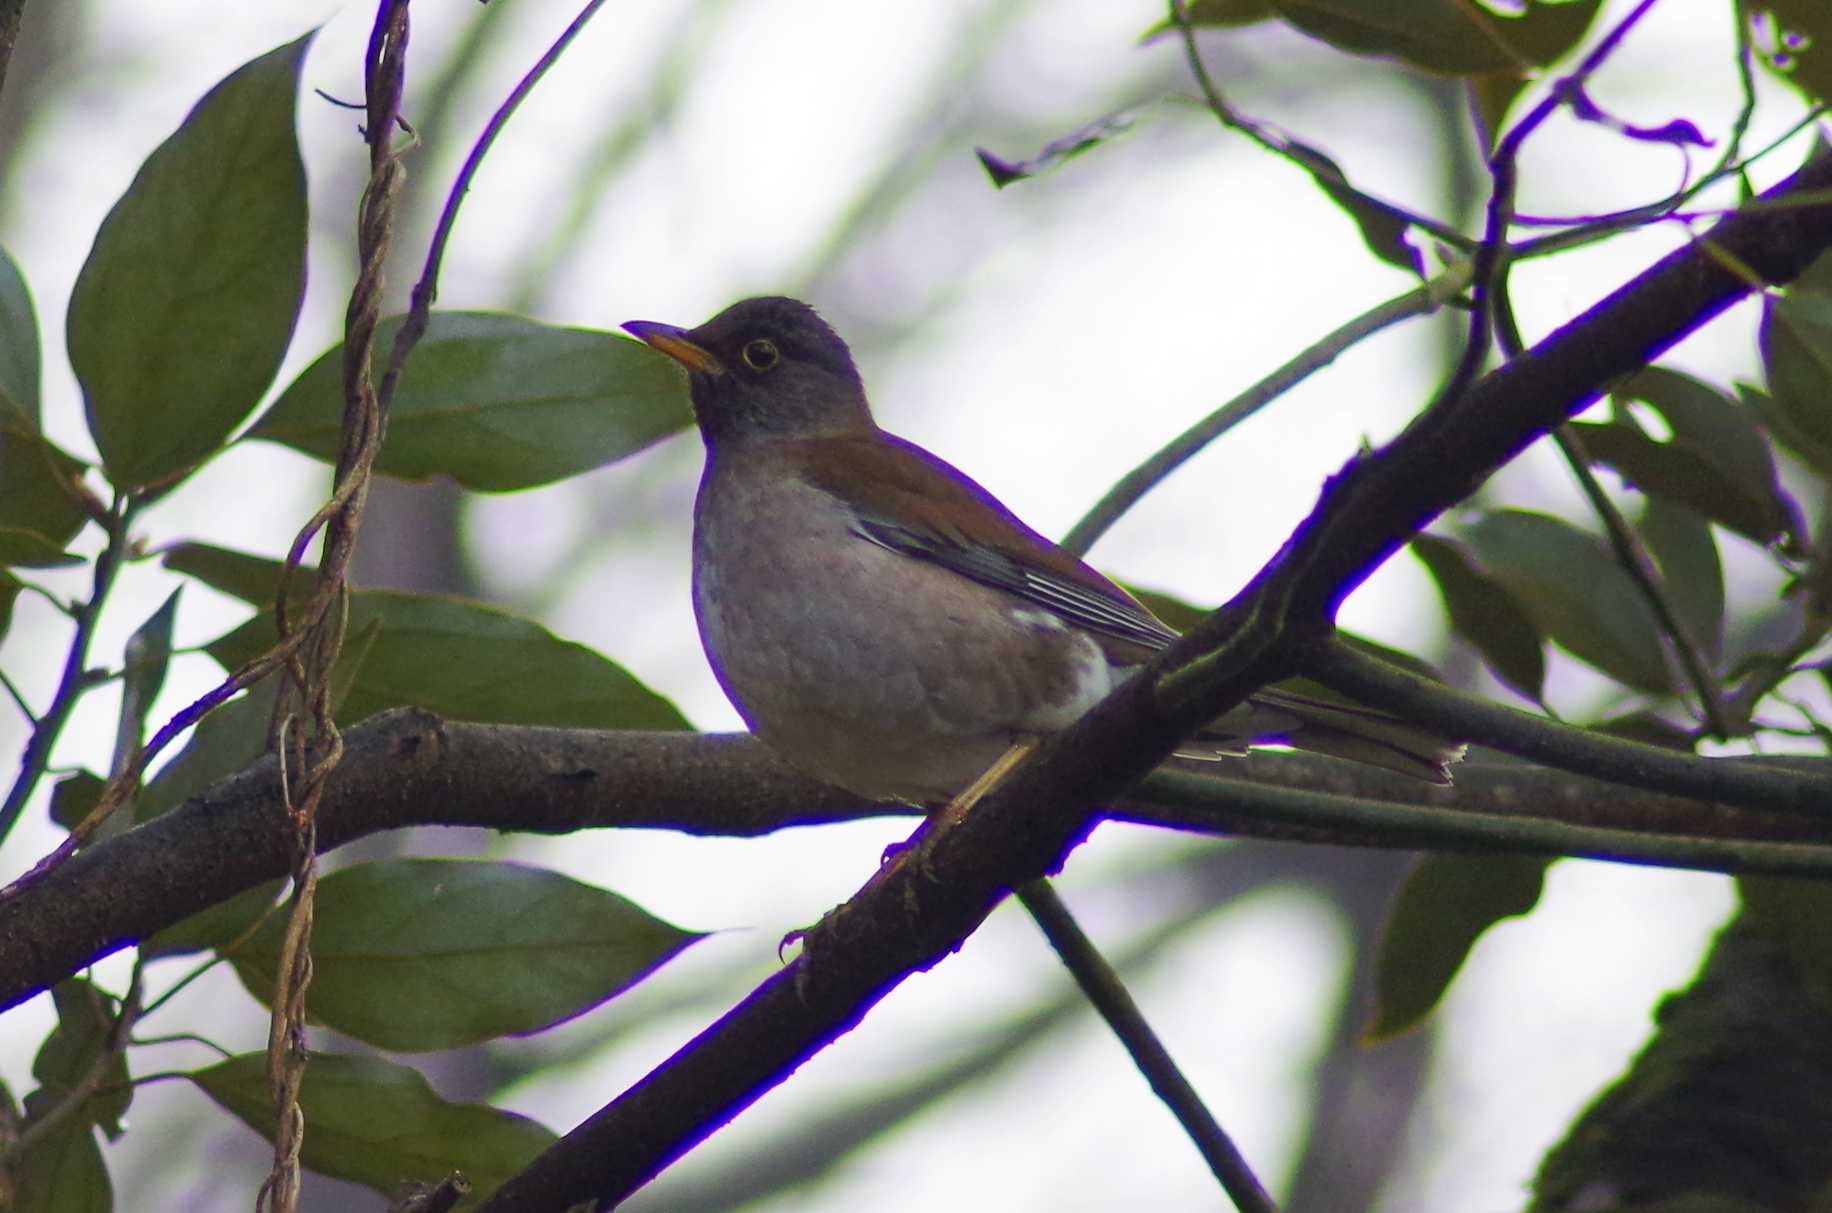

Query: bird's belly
[693,490,1114,803]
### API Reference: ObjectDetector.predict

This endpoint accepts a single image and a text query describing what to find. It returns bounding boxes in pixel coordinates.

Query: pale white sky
[0,1,1799,1208]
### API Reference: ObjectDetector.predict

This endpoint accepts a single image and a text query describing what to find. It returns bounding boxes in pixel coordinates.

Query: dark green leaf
[49,770,105,831]
[1738,380,1832,483]
[0,416,90,563]
[976,107,1148,188]
[1747,1,1832,107]
[1612,366,1801,547]
[12,1096,111,1213]
[1370,854,1551,1038]
[134,678,278,823]
[0,567,20,640]
[1758,248,1832,478]
[134,620,377,828]
[32,979,131,1138]
[229,859,703,1050]
[1179,0,1273,24]
[115,588,182,772]
[0,243,40,425]
[1636,497,1723,664]
[1467,72,1530,149]
[1281,139,1422,276]
[190,1051,557,1201]
[1267,0,1604,76]
[1592,710,1697,749]
[251,313,694,492]
[1568,419,1779,546]
[1741,875,1832,999]
[66,34,312,492]
[145,877,286,959]
[162,540,314,607]
[205,588,689,731]
[1461,509,1673,694]
[0,527,83,568]
[1410,533,1546,701]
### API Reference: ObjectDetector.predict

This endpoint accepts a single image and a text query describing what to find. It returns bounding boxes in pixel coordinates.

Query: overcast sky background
[0,1,1809,1209]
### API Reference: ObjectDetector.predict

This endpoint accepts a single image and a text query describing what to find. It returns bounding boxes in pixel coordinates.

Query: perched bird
[624,297,1459,807]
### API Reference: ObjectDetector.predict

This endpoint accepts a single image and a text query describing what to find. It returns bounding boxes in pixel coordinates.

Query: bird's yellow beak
[622,320,725,375]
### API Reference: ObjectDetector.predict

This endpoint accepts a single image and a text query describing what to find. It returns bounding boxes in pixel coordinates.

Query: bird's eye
[741,339,780,371]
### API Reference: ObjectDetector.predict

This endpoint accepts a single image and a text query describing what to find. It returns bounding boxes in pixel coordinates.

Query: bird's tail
[1182,685,1464,784]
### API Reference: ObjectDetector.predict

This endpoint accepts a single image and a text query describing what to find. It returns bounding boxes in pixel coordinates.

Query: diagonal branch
[473,148,1832,1212]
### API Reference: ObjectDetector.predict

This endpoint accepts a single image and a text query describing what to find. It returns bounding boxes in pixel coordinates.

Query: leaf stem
[0,494,138,845]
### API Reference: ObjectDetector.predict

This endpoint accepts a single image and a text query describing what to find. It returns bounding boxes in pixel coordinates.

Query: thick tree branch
[473,151,1832,1211]
[7,708,1832,1015]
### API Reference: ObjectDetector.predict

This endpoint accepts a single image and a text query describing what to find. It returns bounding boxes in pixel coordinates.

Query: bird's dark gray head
[623,297,872,448]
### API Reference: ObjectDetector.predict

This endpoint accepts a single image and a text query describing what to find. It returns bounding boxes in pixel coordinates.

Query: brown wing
[790,432,1177,659]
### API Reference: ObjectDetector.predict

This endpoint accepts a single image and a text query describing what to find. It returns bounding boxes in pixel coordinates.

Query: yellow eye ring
[741,339,780,371]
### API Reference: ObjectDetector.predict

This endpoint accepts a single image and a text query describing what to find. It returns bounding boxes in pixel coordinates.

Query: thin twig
[127,1031,237,1059]
[1512,108,1831,263]
[0,666,35,723]
[1168,0,1470,252]
[1553,422,1733,736]
[1060,265,1469,556]
[0,495,136,845]
[1483,274,1735,737]
[377,0,611,416]
[1301,637,1826,816]
[1017,881,1277,1213]
[1437,0,1664,420]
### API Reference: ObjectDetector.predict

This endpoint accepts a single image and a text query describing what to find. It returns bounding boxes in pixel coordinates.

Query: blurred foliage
[1,2,1831,1210]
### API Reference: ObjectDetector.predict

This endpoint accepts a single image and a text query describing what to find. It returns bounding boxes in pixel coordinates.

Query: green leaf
[0,416,90,563]
[132,618,380,830]
[162,540,314,607]
[134,677,278,823]
[1611,366,1801,547]
[1747,1,1832,107]
[66,33,312,492]
[190,1051,557,1201]
[251,313,694,492]
[115,587,182,771]
[146,877,286,959]
[1461,509,1673,694]
[0,567,20,641]
[229,859,703,1050]
[0,527,83,568]
[12,1097,111,1213]
[205,588,690,731]
[1179,0,1273,24]
[32,978,132,1138]
[977,107,1149,188]
[0,243,40,425]
[49,770,105,831]
[1758,248,1832,478]
[1467,71,1530,149]
[1258,0,1604,76]
[1569,420,1784,550]
[1740,875,1832,999]
[1281,139,1423,276]
[1636,497,1724,665]
[1370,854,1551,1039]
[1411,532,1546,701]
